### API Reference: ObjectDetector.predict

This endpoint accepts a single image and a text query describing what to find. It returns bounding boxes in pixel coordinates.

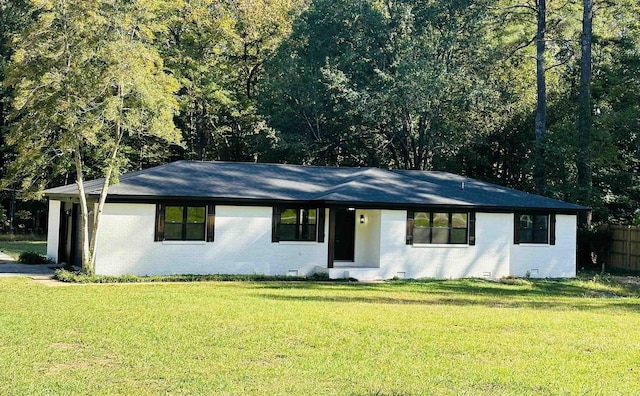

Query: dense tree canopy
[259,0,495,169]
[0,0,638,229]
[4,0,181,273]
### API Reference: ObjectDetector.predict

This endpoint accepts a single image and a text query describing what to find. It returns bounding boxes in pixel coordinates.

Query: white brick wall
[70,202,577,279]
[509,214,577,277]
[377,211,512,279]
[94,204,329,276]
[46,200,61,261]
[353,209,381,267]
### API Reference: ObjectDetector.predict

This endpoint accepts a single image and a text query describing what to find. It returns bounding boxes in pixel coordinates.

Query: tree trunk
[73,145,92,274]
[534,0,547,196]
[88,139,121,268]
[577,0,593,226]
[88,83,125,268]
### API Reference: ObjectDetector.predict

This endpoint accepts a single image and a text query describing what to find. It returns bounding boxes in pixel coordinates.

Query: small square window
[160,205,206,241]
[516,214,549,244]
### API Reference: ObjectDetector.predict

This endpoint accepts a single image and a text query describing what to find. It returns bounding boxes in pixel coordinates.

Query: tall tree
[161,0,304,162]
[576,0,593,224]
[260,0,493,169]
[587,1,640,223]
[0,0,31,174]
[482,0,581,196]
[5,0,180,274]
[533,0,547,195]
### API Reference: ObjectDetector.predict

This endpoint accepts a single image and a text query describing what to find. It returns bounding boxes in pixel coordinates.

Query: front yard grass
[0,240,47,260]
[1,276,639,395]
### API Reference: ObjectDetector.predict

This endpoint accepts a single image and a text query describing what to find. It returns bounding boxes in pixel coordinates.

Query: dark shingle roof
[44,160,585,212]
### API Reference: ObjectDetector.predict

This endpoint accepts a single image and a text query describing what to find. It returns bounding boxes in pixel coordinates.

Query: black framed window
[273,207,318,242]
[155,204,215,242]
[409,211,469,244]
[515,213,549,244]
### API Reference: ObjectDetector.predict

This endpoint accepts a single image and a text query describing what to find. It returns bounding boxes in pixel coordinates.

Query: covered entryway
[319,208,384,279]
[328,208,355,266]
[57,202,81,266]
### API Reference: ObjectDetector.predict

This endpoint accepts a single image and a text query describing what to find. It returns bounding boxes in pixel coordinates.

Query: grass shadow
[252,290,640,312]
[245,275,640,312]
[250,277,636,295]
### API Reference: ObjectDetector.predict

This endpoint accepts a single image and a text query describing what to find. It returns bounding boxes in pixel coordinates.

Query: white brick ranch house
[44,161,585,280]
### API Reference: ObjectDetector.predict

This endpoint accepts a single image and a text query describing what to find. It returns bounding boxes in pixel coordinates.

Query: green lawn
[0,240,47,260]
[1,277,639,395]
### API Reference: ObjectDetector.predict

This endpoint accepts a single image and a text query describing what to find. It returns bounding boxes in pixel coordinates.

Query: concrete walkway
[0,251,15,262]
[0,251,56,278]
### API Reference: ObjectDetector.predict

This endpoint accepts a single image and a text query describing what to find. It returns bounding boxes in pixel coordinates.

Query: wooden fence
[606,225,640,272]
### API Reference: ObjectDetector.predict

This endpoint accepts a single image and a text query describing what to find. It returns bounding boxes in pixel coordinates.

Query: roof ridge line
[308,167,401,200]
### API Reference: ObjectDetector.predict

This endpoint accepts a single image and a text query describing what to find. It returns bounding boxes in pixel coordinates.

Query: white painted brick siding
[71,203,577,279]
[509,214,577,277]
[94,204,328,276]
[353,209,381,267]
[377,211,512,279]
[46,200,61,261]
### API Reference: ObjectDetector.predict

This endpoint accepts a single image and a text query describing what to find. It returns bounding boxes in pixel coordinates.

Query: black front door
[334,209,355,261]
[58,202,80,265]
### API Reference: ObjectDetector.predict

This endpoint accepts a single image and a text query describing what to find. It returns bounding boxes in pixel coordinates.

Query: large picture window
[408,211,469,245]
[273,207,318,242]
[515,213,550,244]
[155,204,215,242]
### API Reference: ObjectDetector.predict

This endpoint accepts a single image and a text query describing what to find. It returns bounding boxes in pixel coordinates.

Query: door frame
[57,203,68,263]
[57,202,79,265]
[327,207,356,268]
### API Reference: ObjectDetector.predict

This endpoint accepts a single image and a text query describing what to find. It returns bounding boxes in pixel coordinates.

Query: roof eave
[44,194,586,214]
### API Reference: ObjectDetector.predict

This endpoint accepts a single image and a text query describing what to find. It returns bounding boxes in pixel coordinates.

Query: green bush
[53,269,351,284]
[18,251,52,264]
[309,272,330,280]
[577,227,613,269]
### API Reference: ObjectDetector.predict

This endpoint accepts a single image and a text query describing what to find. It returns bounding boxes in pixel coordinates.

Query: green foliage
[159,0,305,163]
[0,205,8,231]
[4,0,181,195]
[0,234,46,242]
[260,0,495,168]
[17,251,51,264]
[588,271,613,284]
[4,0,184,274]
[309,271,330,280]
[53,269,349,283]
[0,0,639,226]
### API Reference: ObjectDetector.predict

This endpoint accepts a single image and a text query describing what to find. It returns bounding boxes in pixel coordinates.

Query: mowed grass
[0,240,47,260]
[1,277,640,395]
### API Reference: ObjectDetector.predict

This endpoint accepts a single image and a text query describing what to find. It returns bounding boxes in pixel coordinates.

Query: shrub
[53,269,353,284]
[309,272,330,280]
[18,251,52,264]
[577,227,613,269]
